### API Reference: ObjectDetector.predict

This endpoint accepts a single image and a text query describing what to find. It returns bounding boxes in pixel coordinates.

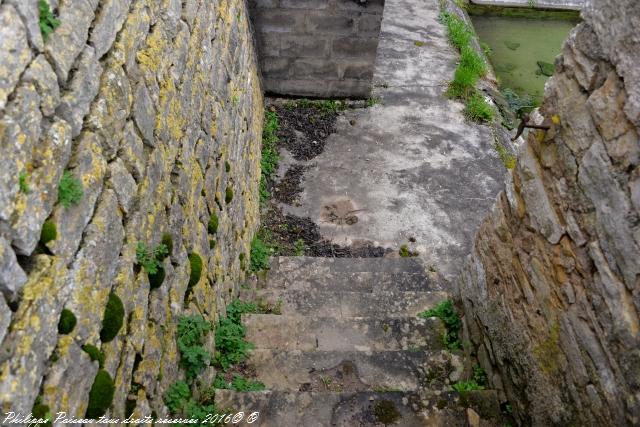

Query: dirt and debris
[273,165,307,205]
[261,206,391,258]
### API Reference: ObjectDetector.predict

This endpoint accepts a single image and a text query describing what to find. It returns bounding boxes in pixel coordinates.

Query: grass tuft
[38,0,60,40]
[58,170,83,208]
[464,93,494,122]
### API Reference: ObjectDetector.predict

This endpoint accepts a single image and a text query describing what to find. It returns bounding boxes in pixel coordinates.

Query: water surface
[470,15,577,103]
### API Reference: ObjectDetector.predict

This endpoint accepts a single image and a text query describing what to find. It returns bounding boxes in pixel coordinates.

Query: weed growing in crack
[135,242,168,274]
[58,170,84,208]
[250,234,272,272]
[213,373,265,392]
[419,299,461,351]
[214,302,254,371]
[19,172,30,194]
[38,0,60,40]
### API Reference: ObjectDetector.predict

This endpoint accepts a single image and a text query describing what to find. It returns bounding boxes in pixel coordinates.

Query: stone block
[253,9,304,33]
[332,36,378,58]
[306,13,355,35]
[292,59,340,79]
[281,0,329,9]
[0,4,32,110]
[280,35,328,58]
[90,0,132,58]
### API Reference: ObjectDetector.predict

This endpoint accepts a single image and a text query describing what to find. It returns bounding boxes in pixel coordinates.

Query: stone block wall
[248,0,384,98]
[0,0,263,418]
[458,0,640,425]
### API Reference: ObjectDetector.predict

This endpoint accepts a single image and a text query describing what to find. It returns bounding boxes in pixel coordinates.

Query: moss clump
[209,240,216,250]
[40,220,57,245]
[225,161,231,173]
[86,369,115,418]
[536,60,555,77]
[148,266,166,289]
[208,214,219,234]
[58,309,77,334]
[82,344,105,368]
[32,400,52,426]
[188,253,203,288]
[225,186,234,204]
[99,293,124,343]
[160,233,173,260]
[373,399,401,424]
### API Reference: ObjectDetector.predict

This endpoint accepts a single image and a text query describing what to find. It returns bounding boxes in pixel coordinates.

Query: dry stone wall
[458,0,640,425]
[0,0,263,418]
[248,0,384,98]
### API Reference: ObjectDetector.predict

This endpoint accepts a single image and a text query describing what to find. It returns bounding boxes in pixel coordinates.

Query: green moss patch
[86,369,115,418]
[188,253,203,288]
[225,186,234,204]
[160,233,173,259]
[373,400,401,424]
[82,344,105,368]
[38,0,60,40]
[58,309,77,334]
[40,220,57,245]
[208,214,219,234]
[99,293,124,343]
[536,60,555,76]
[148,266,166,289]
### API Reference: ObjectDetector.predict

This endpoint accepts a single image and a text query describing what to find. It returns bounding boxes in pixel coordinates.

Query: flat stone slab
[244,314,445,352]
[215,390,470,427]
[253,289,449,318]
[280,0,505,278]
[247,349,455,392]
[266,271,447,293]
[273,256,428,274]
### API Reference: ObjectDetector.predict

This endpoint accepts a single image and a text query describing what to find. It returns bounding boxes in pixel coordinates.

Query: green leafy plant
[19,172,30,194]
[177,315,212,379]
[464,93,494,123]
[165,381,191,413]
[452,379,484,392]
[58,170,84,208]
[32,398,52,426]
[213,373,265,392]
[419,299,461,350]
[135,242,168,274]
[214,300,256,371]
[293,239,306,256]
[260,111,280,203]
[58,309,77,335]
[38,0,60,40]
[99,293,124,343]
[85,370,115,418]
[366,97,381,107]
[250,236,271,272]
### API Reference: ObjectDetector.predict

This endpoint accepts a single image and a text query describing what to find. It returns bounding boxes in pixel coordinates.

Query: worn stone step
[247,349,461,392]
[265,271,448,293]
[244,314,445,352]
[251,289,449,317]
[215,390,473,427]
[272,256,428,275]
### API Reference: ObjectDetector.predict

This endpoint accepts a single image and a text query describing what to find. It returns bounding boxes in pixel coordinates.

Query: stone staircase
[217,257,499,426]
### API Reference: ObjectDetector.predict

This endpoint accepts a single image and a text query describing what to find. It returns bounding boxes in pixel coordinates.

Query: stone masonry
[0,0,263,418]
[458,0,640,425]
[248,0,385,98]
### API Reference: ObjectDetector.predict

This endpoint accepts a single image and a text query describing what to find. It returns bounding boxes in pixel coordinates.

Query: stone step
[264,271,448,293]
[249,289,449,318]
[271,256,428,275]
[244,314,445,352]
[215,390,472,427]
[247,349,461,392]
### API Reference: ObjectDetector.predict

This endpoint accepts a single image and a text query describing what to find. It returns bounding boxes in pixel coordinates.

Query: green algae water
[470,15,577,103]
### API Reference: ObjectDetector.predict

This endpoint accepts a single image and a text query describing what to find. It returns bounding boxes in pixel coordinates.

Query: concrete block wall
[249,0,385,98]
[0,0,263,419]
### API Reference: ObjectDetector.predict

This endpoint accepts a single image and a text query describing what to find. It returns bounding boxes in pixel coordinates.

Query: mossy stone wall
[0,0,263,418]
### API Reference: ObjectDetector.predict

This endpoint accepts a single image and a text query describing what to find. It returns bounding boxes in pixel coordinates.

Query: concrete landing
[282,0,505,277]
